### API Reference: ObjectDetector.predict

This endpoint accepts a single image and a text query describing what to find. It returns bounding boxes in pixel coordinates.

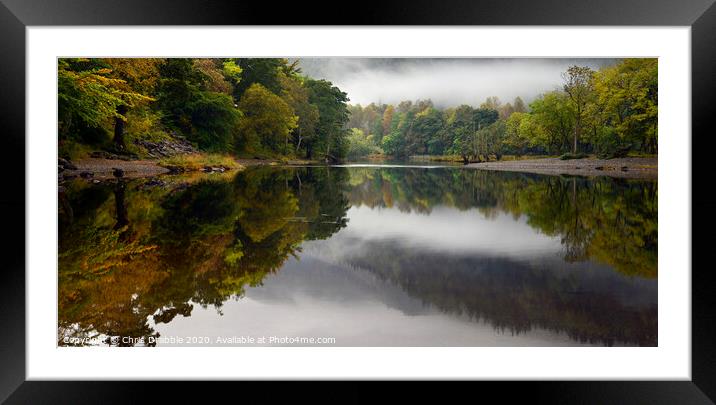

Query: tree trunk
[573,117,580,154]
[113,182,129,231]
[295,128,302,153]
[113,104,129,151]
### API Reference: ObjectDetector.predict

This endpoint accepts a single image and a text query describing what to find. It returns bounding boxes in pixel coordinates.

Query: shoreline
[59,155,658,182]
[60,158,172,180]
[466,157,657,179]
[59,156,322,182]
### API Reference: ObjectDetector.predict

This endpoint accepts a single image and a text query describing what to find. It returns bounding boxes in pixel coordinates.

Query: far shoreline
[465,157,658,180]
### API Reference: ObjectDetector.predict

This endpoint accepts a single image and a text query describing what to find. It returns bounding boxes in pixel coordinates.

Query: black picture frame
[1,0,713,402]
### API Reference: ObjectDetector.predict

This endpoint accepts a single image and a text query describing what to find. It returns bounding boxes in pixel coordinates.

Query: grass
[58,141,97,161]
[159,153,240,171]
[626,151,658,158]
[410,155,464,163]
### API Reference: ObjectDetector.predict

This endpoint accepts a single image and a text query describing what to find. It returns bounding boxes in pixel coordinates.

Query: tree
[591,58,658,154]
[513,96,527,113]
[279,73,319,155]
[562,65,595,154]
[156,58,240,151]
[503,112,532,156]
[230,58,287,100]
[155,58,206,134]
[347,128,381,159]
[382,105,395,139]
[186,92,241,151]
[410,107,444,155]
[381,125,407,157]
[482,120,507,160]
[236,83,298,154]
[362,103,384,142]
[305,79,350,160]
[473,107,499,130]
[384,110,421,157]
[481,96,501,110]
[529,91,575,154]
[97,59,163,151]
[445,105,477,162]
[58,59,153,147]
[192,58,233,95]
[222,59,243,87]
[101,58,162,151]
[397,100,413,114]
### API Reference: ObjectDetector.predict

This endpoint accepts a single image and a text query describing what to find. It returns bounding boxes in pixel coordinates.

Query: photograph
[1,0,711,398]
[56,57,658,348]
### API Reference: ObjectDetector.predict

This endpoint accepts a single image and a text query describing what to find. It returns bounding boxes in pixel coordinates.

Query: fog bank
[298,58,618,107]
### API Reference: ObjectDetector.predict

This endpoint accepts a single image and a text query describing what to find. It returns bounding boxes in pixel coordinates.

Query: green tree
[411,107,444,155]
[222,59,243,87]
[529,91,575,154]
[155,58,205,134]
[503,112,533,155]
[236,83,298,154]
[186,92,242,151]
[156,59,240,151]
[381,112,410,157]
[230,58,287,100]
[445,105,476,162]
[305,79,350,160]
[562,65,595,154]
[279,73,320,155]
[592,58,658,154]
[347,128,381,159]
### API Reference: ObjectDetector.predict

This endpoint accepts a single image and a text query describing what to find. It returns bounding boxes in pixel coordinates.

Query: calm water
[58,165,657,347]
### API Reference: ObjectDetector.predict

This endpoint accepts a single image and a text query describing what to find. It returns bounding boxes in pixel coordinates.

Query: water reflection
[58,166,657,346]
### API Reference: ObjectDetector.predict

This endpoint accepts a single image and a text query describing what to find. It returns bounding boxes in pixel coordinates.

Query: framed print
[1,0,715,402]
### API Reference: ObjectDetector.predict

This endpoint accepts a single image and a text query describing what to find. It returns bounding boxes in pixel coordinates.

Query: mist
[297,58,618,107]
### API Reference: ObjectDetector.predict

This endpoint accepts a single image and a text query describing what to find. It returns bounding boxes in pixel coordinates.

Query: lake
[58,164,657,347]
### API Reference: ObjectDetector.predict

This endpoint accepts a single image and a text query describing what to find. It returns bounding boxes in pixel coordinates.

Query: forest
[58,58,656,164]
[58,58,350,162]
[346,58,657,161]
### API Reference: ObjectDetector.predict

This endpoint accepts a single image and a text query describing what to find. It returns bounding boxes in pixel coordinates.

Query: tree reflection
[342,238,656,346]
[58,166,656,346]
[348,168,657,278]
[58,167,349,346]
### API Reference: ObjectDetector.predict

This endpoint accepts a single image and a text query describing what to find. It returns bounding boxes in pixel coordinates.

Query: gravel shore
[59,157,317,182]
[467,157,657,179]
[61,158,170,180]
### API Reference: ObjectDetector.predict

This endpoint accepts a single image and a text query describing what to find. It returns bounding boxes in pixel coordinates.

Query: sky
[297,58,618,108]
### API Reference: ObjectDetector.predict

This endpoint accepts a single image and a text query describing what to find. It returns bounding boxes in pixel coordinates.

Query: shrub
[559,152,588,160]
[159,153,239,171]
[347,129,382,159]
[187,92,241,152]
